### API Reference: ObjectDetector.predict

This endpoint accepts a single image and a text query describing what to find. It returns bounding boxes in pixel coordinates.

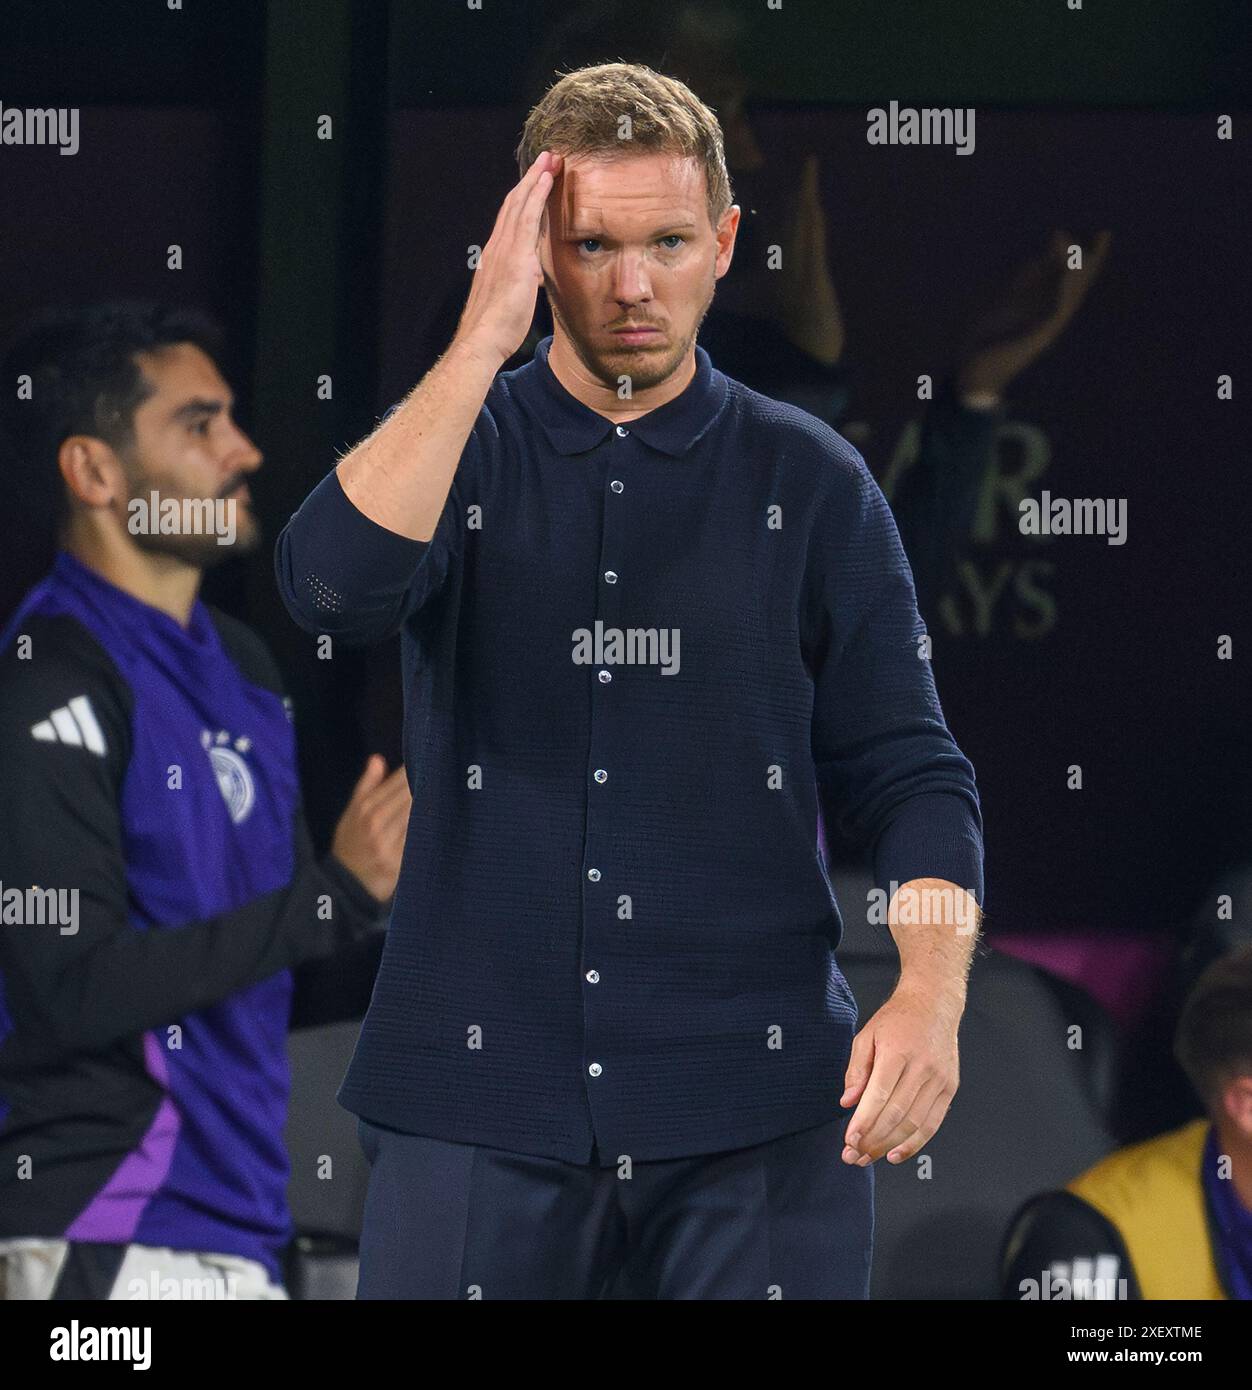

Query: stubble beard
[120,454,261,570]
[544,274,716,394]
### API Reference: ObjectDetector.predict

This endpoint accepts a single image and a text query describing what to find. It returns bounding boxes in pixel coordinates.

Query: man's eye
[659,235,685,250]
[579,239,602,254]
[192,419,211,437]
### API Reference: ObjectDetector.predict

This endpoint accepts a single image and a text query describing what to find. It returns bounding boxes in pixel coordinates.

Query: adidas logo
[30,695,106,756]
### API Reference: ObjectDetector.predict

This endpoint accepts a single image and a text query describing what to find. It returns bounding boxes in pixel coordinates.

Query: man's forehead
[135,343,224,391]
[133,344,231,410]
[555,151,705,225]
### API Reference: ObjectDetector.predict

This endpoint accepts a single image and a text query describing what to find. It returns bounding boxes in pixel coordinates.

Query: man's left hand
[838,980,964,1165]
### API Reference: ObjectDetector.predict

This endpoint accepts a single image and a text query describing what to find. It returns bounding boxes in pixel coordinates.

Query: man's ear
[58,435,123,509]
[714,203,741,279]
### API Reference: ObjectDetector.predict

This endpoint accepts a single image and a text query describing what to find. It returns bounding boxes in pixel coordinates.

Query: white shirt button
[588,1062,603,1077]
[604,570,618,584]
[598,669,612,684]
[587,867,601,882]
[585,969,600,984]
[593,769,607,783]
[610,480,624,493]
[615,425,629,437]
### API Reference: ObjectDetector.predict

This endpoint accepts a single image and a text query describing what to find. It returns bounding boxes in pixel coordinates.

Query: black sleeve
[207,606,388,1031]
[286,830,386,1030]
[273,466,451,648]
[0,613,381,1069]
[287,774,386,1029]
[288,931,385,1030]
[1000,1190,1142,1300]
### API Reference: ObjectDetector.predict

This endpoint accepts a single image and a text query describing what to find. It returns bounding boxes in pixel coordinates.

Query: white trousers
[0,1238,288,1300]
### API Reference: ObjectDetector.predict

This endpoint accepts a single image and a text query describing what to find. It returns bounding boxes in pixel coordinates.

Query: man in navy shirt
[0,302,410,1299]
[277,62,985,1299]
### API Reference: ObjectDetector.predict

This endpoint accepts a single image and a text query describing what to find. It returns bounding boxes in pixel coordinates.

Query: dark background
[0,0,1248,1007]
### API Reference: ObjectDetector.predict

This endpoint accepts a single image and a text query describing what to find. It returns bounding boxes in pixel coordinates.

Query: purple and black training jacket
[0,550,382,1281]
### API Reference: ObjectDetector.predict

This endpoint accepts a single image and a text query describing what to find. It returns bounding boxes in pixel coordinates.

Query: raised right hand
[455,150,563,365]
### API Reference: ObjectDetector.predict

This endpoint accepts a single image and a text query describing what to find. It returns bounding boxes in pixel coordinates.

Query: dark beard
[119,462,261,570]
[128,520,260,569]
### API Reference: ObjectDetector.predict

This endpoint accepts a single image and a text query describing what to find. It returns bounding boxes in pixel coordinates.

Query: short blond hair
[516,61,733,231]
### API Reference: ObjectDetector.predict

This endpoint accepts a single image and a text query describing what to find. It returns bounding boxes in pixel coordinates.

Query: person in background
[1001,944,1252,1300]
[0,302,408,1300]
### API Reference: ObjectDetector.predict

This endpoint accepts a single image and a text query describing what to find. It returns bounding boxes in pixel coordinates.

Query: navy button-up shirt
[275,334,984,1164]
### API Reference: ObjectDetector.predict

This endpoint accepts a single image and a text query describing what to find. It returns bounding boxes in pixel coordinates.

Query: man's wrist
[887,878,980,1004]
[324,853,385,914]
[448,330,508,376]
[895,964,969,1008]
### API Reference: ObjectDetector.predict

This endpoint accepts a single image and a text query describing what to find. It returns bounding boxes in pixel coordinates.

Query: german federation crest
[202,727,256,824]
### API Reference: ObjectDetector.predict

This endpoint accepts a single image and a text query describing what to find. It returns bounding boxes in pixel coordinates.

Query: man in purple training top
[0,302,409,1300]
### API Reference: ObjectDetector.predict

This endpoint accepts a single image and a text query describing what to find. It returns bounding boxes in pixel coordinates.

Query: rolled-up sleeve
[805,448,985,905]
[274,466,453,646]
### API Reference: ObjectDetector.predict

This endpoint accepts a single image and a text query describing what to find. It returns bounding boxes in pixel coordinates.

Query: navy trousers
[355,1113,873,1299]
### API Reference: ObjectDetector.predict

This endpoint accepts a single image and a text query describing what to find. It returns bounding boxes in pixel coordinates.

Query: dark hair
[0,300,224,532]
[1174,944,1252,1113]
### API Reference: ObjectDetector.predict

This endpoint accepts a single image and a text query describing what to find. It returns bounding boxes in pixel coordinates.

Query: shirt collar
[514,333,728,459]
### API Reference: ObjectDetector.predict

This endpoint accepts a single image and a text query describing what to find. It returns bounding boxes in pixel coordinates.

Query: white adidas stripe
[67,695,106,754]
[30,695,106,756]
[48,706,81,745]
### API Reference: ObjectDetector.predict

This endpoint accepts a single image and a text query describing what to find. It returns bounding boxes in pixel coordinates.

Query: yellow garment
[1066,1118,1226,1300]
